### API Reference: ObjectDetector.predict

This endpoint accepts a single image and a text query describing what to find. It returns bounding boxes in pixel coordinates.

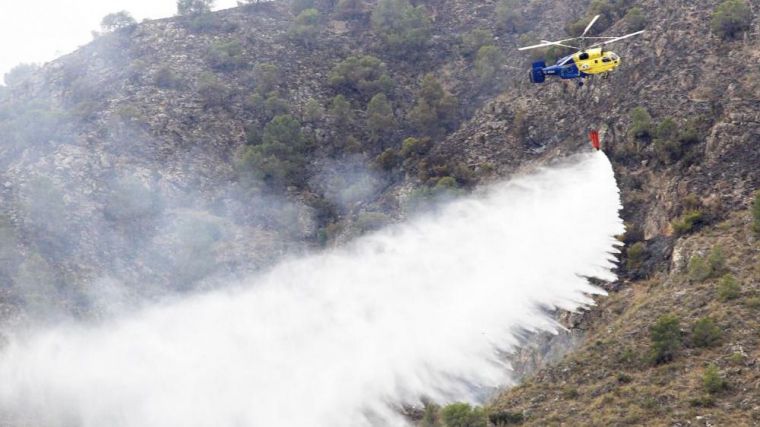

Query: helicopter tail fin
[530,61,546,84]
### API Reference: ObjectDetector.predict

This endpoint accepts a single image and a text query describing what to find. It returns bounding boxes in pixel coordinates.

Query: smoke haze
[0,152,623,426]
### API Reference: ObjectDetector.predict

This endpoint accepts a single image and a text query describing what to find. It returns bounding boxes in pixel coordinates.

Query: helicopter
[518,15,644,86]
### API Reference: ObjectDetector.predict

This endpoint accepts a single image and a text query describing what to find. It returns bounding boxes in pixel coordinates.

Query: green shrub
[328,94,353,129]
[626,241,647,270]
[355,212,390,232]
[154,66,183,89]
[335,0,365,19]
[409,74,458,137]
[489,410,524,425]
[290,0,315,14]
[496,0,528,33]
[474,46,506,88]
[672,210,704,235]
[703,364,727,394]
[629,107,653,141]
[252,63,280,95]
[197,73,229,108]
[711,0,751,40]
[177,0,213,16]
[691,317,722,348]
[461,28,494,56]
[290,8,321,45]
[688,246,726,282]
[236,115,308,188]
[329,55,394,99]
[375,149,401,171]
[440,403,487,427]
[400,137,431,157]
[717,274,741,301]
[650,314,682,364]
[207,40,245,71]
[302,98,323,123]
[746,296,760,309]
[100,11,137,32]
[366,93,395,144]
[752,191,760,234]
[624,6,646,31]
[371,0,431,55]
[419,402,442,427]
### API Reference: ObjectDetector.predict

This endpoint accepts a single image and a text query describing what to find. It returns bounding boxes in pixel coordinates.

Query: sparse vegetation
[752,191,760,234]
[409,74,458,137]
[440,402,487,427]
[371,0,431,55]
[629,107,653,141]
[624,6,647,31]
[688,246,726,282]
[177,0,214,16]
[329,55,394,100]
[703,364,728,394]
[366,93,395,146]
[711,0,752,40]
[691,317,722,348]
[649,314,682,364]
[672,210,704,235]
[461,28,494,57]
[100,11,137,32]
[717,274,741,301]
[290,8,321,45]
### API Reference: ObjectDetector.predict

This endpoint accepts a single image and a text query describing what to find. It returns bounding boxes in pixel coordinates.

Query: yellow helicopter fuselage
[571,48,621,75]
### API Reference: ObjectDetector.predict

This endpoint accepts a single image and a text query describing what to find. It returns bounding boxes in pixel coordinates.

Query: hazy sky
[0,0,239,84]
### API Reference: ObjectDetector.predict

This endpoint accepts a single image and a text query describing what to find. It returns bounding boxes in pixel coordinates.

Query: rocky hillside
[0,0,758,424]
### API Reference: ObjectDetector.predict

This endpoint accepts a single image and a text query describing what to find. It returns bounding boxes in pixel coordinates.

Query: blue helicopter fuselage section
[543,57,586,80]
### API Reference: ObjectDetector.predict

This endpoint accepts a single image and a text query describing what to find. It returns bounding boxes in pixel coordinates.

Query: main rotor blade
[557,55,575,66]
[588,30,645,48]
[518,37,580,51]
[581,15,601,38]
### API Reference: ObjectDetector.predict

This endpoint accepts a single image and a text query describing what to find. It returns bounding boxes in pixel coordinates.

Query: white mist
[0,152,623,426]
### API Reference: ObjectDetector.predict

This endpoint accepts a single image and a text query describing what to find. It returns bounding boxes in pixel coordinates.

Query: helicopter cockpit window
[610,53,619,60]
[602,57,612,63]
[578,52,590,60]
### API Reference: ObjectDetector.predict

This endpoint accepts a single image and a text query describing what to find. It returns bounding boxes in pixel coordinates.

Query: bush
[366,93,395,144]
[236,115,308,188]
[302,98,323,123]
[154,66,183,89]
[207,40,245,71]
[496,0,528,33]
[409,74,458,137]
[475,46,506,89]
[703,364,727,394]
[375,149,401,171]
[711,0,751,40]
[672,210,704,235]
[177,0,214,16]
[629,107,653,141]
[100,11,137,32]
[371,0,431,55]
[461,28,494,57]
[489,410,524,425]
[691,317,722,348]
[717,274,741,301]
[290,8,321,45]
[329,55,393,100]
[355,212,390,232]
[290,0,315,14]
[252,63,280,95]
[626,241,646,270]
[650,314,682,364]
[197,73,229,108]
[624,6,647,31]
[688,246,726,282]
[752,191,760,234]
[3,63,40,87]
[335,0,365,19]
[440,403,487,427]
[328,95,353,129]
